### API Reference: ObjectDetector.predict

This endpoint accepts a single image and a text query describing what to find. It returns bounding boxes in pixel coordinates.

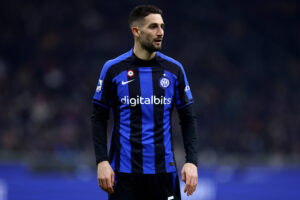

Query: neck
[133,42,156,60]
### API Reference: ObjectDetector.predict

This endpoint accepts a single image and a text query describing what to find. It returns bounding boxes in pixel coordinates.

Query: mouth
[154,39,163,45]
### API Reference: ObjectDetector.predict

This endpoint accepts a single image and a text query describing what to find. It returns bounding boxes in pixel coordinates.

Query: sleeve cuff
[176,101,194,109]
[96,156,109,165]
[186,159,198,167]
[92,100,110,109]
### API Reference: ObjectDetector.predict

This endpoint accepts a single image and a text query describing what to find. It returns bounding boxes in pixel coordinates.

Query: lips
[154,39,162,44]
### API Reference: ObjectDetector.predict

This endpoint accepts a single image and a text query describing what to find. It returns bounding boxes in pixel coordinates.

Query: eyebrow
[148,23,165,27]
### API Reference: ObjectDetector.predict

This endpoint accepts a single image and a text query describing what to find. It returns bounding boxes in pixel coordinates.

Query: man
[91,5,198,200]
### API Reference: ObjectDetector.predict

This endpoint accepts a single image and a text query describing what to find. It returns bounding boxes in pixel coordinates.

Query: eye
[161,24,165,29]
[149,24,157,29]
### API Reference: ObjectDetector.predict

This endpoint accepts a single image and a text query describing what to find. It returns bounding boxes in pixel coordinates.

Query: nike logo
[122,79,135,85]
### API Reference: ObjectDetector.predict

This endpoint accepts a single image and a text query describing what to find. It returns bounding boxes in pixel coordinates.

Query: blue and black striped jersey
[92,49,194,174]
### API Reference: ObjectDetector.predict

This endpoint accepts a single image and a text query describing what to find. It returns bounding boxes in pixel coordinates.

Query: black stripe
[128,68,143,173]
[109,88,121,171]
[152,67,166,173]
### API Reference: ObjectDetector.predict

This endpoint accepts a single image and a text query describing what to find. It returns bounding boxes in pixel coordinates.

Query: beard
[140,37,162,53]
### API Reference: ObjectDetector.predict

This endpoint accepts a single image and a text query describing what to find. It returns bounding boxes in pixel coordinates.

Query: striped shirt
[93,49,194,174]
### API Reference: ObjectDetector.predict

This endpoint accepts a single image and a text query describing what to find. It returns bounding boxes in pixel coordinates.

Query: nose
[157,27,164,36]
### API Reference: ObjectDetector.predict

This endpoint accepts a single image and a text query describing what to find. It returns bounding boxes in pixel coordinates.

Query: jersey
[92,49,194,174]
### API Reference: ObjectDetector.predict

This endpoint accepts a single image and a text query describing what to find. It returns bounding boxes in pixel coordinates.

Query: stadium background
[0,0,299,199]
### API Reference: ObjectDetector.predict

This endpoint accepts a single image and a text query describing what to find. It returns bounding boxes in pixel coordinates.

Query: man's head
[129,5,165,52]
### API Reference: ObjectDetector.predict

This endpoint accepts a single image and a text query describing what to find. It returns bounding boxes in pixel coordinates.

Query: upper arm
[92,61,114,109]
[175,64,194,109]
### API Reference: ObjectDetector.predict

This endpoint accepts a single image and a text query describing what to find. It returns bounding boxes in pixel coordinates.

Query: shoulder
[156,51,185,74]
[101,50,133,73]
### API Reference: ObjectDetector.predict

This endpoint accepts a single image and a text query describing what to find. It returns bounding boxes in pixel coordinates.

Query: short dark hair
[128,5,162,27]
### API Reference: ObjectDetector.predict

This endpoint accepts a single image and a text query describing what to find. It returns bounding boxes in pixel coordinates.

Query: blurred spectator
[0,0,299,166]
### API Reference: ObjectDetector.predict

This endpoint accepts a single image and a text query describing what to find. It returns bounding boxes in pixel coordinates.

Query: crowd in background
[0,0,299,166]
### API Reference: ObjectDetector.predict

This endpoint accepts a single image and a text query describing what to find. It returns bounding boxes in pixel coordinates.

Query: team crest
[127,70,134,77]
[159,77,170,88]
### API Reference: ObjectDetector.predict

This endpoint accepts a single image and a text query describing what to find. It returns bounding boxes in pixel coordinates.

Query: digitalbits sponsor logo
[159,77,170,88]
[121,95,172,107]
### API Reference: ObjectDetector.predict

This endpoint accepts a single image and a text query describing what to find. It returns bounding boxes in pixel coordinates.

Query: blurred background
[0,0,299,199]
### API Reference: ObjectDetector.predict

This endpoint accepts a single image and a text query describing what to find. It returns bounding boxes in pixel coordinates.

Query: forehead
[143,13,164,25]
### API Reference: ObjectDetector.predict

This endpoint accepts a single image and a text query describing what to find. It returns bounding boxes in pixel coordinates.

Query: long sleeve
[91,103,110,165]
[177,103,198,166]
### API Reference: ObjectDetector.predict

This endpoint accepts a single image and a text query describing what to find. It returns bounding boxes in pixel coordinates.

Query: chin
[155,47,162,51]
[142,43,162,52]
[153,45,162,51]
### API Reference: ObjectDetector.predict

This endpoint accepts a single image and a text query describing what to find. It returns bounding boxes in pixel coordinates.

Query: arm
[177,103,198,166]
[91,103,110,164]
[91,103,115,194]
[177,103,198,196]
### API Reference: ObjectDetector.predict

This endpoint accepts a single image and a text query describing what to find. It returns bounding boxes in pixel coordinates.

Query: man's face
[138,14,165,52]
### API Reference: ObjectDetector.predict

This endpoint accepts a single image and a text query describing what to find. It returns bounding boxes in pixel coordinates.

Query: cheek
[142,31,153,39]
[141,34,152,42]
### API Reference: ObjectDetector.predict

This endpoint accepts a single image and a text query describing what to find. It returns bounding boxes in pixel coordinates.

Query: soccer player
[91,5,198,200]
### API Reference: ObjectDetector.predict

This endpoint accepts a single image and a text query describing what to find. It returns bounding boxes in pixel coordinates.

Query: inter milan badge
[159,77,170,88]
[127,70,134,77]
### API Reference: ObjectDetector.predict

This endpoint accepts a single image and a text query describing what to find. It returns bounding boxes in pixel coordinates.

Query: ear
[131,26,140,38]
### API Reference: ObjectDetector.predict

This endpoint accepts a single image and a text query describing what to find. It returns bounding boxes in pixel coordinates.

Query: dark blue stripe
[139,67,155,174]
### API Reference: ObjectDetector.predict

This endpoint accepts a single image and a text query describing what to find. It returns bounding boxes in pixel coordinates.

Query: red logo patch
[127,70,134,77]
